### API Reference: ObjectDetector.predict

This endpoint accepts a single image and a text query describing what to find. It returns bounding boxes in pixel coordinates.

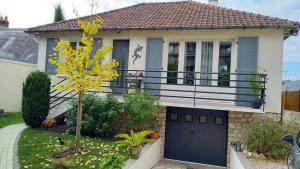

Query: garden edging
[230,146,253,169]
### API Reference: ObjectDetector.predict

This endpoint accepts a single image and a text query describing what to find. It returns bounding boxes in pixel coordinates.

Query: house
[26,0,300,168]
[0,16,37,112]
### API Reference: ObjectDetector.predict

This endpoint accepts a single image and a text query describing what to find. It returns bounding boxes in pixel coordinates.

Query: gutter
[25,24,300,34]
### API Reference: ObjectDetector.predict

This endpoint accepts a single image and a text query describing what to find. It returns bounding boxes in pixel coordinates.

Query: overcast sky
[0,0,299,80]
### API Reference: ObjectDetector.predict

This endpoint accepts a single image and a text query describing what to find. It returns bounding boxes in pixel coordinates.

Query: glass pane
[184,42,196,85]
[218,42,232,86]
[199,116,208,123]
[200,42,214,85]
[70,42,77,50]
[216,117,223,125]
[185,114,193,122]
[167,43,179,84]
[170,113,178,121]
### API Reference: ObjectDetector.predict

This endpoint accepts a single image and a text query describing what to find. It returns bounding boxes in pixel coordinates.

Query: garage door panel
[180,111,196,161]
[165,107,228,167]
[165,109,182,160]
[195,110,210,164]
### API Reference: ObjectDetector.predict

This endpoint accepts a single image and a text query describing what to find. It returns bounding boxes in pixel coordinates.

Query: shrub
[65,94,123,137]
[99,153,126,169]
[124,91,157,130]
[42,118,56,128]
[22,71,50,128]
[246,119,297,160]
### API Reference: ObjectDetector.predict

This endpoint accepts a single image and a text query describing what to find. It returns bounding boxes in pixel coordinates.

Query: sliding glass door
[184,42,196,85]
[167,43,179,84]
[200,42,214,85]
[218,42,232,86]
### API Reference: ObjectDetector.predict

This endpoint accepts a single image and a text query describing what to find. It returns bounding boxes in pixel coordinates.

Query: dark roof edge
[26,24,300,34]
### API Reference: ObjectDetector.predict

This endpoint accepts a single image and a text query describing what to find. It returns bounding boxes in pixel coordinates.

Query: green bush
[124,91,157,130]
[65,94,123,137]
[246,119,297,160]
[22,71,50,128]
[99,153,126,169]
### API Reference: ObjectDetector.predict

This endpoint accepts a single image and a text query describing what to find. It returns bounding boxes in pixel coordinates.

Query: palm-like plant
[115,130,152,147]
[114,130,153,159]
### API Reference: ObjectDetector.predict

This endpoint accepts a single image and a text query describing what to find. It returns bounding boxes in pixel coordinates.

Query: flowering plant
[127,72,144,90]
[42,118,56,128]
[128,72,144,77]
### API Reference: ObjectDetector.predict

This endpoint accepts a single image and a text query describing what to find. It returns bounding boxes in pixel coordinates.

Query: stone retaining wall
[112,106,280,167]
[227,111,280,165]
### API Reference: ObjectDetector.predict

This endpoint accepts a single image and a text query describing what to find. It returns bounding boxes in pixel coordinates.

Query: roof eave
[25,25,300,34]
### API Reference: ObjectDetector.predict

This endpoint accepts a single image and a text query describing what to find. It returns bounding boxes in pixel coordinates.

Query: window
[185,114,193,122]
[184,42,196,85]
[170,113,178,121]
[199,115,208,123]
[167,43,179,84]
[200,42,214,85]
[218,42,232,86]
[70,42,77,50]
[216,117,223,125]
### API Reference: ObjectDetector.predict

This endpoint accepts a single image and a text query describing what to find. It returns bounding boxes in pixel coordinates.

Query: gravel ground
[248,158,287,169]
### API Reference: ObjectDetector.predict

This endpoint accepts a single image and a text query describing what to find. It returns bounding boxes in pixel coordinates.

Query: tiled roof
[0,28,38,64]
[26,1,300,33]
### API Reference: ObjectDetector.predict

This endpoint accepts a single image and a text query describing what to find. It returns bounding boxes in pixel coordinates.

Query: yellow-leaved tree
[49,17,119,152]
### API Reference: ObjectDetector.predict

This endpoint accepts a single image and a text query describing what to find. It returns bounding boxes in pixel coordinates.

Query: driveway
[153,160,225,169]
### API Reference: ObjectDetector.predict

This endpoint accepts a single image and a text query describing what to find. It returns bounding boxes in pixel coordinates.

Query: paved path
[0,123,28,169]
[153,160,222,169]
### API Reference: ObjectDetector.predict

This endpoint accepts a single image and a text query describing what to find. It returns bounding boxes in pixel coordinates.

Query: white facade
[36,28,284,113]
[0,59,37,112]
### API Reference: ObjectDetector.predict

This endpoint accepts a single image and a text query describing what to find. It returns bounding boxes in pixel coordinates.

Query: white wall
[230,147,253,169]
[37,28,284,113]
[124,139,161,169]
[0,59,37,112]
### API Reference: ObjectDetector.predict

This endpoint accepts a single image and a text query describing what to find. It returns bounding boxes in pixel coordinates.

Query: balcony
[109,70,267,113]
[49,70,267,114]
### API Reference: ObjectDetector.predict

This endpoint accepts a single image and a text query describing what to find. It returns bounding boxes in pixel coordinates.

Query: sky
[0,0,299,80]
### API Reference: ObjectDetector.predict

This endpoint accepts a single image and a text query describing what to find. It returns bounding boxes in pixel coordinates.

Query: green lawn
[0,112,23,128]
[18,129,128,169]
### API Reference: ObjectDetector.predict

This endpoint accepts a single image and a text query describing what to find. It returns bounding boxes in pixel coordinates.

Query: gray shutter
[236,37,258,106]
[45,38,57,74]
[90,38,102,58]
[144,38,163,97]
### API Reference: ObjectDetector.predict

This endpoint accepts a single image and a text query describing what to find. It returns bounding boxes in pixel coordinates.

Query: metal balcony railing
[49,69,267,111]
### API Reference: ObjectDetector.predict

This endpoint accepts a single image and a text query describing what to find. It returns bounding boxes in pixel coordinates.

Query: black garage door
[164,107,228,167]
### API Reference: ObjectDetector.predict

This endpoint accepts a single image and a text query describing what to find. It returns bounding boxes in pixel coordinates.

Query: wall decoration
[132,44,143,64]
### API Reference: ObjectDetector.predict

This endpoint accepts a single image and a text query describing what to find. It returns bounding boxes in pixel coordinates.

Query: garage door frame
[164,107,228,167]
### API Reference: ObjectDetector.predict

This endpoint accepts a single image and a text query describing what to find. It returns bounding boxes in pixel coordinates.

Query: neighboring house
[26,0,300,168]
[283,80,300,91]
[0,16,38,112]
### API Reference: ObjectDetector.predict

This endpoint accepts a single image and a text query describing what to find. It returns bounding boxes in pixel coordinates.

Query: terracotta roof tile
[26,1,300,33]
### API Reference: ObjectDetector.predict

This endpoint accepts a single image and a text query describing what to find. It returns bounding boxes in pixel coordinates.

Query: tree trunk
[75,91,83,153]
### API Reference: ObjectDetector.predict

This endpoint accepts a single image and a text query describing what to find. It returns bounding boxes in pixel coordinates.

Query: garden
[19,71,159,169]
[244,118,299,169]
[15,17,160,169]
[0,111,23,128]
